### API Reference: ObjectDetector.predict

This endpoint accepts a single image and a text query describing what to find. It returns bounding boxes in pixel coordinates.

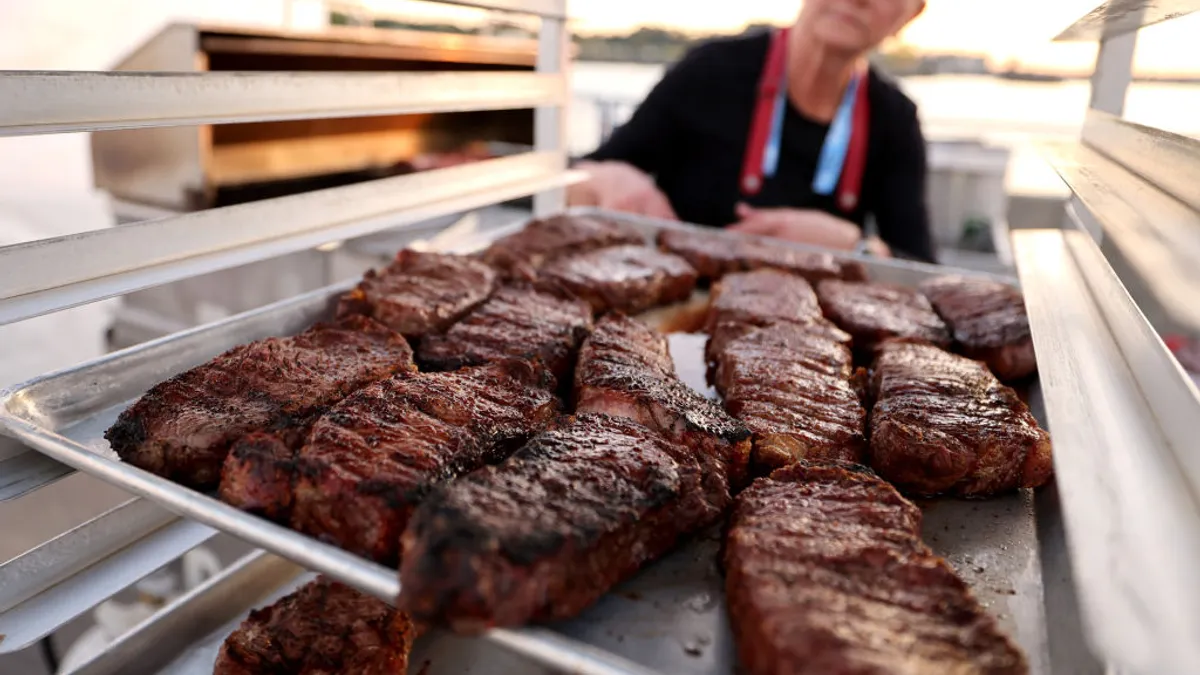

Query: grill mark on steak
[869,340,1052,497]
[716,323,867,471]
[219,360,559,564]
[817,280,952,353]
[212,577,418,675]
[416,282,594,388]
[657,227,867,284]
[702,269,842,364]
[919,275,1036,381]
[725,463,1028,675]
[336,249,498,339]
[575,312,751,489]
[479,214,645,280]
[398,413,730,632]
[538,244,698,315]
[106,314,414,490]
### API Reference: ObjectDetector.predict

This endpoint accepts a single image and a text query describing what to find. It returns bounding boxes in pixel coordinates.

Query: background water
[569,62,1200,196]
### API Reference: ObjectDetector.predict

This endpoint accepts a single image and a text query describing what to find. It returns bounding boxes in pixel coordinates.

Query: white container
[926,140,1011,258]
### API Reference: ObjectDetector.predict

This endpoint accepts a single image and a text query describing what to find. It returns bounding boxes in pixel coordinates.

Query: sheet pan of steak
[212,576,418,675]
[539,244,699,315]
[919,275,1037,381]
[575,312,751,489]
[869,340,1053,497]
[219,359,558,564]
[702,268,843,365]
[105,314,415,490]
[398,413,731,632]
[725,462,1028,675]
[715,322,867,471]
[478,213,645,280]
[657,227,867,284]
[417,282,594,386]
[817,279,953,353]
[335,249,498,339]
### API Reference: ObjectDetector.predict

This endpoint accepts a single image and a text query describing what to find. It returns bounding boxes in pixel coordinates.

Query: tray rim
[0,209,1044,674]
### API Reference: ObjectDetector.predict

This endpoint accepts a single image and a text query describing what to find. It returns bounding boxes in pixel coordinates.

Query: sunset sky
[360,0,1200,75]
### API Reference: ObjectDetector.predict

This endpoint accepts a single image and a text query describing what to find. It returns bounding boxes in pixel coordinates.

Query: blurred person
[570,0,934,261]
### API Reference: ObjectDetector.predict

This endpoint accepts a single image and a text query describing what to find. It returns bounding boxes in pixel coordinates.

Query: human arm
[727,203,863,251]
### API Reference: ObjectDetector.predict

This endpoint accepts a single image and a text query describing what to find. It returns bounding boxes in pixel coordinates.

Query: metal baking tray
[2,209,1092,673]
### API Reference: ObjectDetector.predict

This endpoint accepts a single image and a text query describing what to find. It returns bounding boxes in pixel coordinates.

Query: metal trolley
[1,2,1199,674]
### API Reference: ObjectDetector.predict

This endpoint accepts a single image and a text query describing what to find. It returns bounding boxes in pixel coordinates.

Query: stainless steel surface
[1081,109,1200,216]
[0,153,583,326]
[0,441,71,501]
[2,210,1072,672]
[0,71,562,137]
[1054,0,1200,41]
[1013,228,1200,675]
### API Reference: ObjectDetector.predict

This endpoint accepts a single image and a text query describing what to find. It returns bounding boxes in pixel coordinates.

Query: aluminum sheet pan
[3,209,1085,673]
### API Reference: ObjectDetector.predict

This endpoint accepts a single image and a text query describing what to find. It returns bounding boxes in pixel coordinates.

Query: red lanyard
[740,27,871,213]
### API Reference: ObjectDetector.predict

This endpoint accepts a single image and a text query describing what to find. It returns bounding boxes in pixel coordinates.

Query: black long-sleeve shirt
[585,31,936,263]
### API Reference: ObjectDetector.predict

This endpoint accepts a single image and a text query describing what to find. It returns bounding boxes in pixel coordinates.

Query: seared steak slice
[717,323,866,470]
[704,269,841,363]
[725,463,1028,675]
[479,214,645,280]
[399,413,730,632]
[919,275,1036,381]
[213,577,418,675]
[575,313,751,489]
[869,340,1052,497]
[336,249,498,338]
[817,280,952,352]
[106,315,414,490]
[657,227,866,284]
[539,244,698,314]
[417,283,593,387]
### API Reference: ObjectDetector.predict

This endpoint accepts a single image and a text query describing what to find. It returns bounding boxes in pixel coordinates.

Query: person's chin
[813,23,871,55]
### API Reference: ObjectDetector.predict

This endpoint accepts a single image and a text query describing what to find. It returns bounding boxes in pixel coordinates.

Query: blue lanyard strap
[760,68,862,194]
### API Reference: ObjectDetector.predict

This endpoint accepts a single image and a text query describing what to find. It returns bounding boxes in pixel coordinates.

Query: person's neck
[785,29,859,122]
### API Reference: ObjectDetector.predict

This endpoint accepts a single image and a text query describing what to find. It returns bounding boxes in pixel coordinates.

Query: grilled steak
[575,313,751,489]
[919,275,1036,381]
[817,279,952,352]
[869,340,1052,497]
[212,577,418,675]
[539,244,698,314]
[399,413,730,632]
[657,227,866,284]
[106,315,414,490]
[725,462,1028,675]
[717,323,866,470]
[417,283,593,387]
[223,360,559,564]
[479,214,645,280]
[336,249,498,338]
[704,269,842,363]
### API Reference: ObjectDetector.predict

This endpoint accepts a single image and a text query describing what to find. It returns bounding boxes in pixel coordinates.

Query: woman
[569,0,934,262]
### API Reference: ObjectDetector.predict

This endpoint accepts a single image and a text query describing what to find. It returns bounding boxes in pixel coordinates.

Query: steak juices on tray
[102,214,1049,675]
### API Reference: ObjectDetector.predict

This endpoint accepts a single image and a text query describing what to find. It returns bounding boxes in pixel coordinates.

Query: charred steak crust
[416,282,594,387]
[656,227,865,284]
[212,577,418,675]
[918,275,1037,381]
[724,463,1029,675]
[575,313,751,489]
[869,340,1053,497]
[816,279,952,352]
[336,249,498,338]
[538,244,699,315]
[398,413,731,632]
[223,360,560,564]
[716,322,867,470]
[479,214,646,280]
[106,314,414,490]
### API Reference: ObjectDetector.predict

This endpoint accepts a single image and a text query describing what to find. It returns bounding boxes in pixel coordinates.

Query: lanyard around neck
[740,27,871,212]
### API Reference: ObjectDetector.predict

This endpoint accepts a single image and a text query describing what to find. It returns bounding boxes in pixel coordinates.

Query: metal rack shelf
[1054,0,1200,41]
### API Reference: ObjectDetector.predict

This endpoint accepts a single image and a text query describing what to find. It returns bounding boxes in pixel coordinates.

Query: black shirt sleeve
[874,102,937,263]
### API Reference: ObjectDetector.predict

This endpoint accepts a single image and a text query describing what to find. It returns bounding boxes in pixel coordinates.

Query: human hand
[568,161,678,220]
[728,203,862,251]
